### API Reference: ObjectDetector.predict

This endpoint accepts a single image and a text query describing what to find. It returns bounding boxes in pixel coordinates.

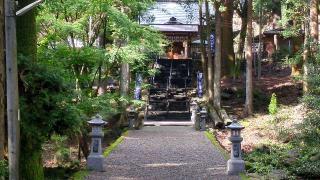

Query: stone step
[146,111,191,121]
[144,121,194,126]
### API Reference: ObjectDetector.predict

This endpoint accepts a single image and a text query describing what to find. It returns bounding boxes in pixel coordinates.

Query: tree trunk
[17,0,42,179]
[271,1,281,60]
[245,0,253,116]
[303,1,317,93]
[78,133,90,159]
[120,63,130,126]
[199,0,208,96]
[303,25,310,93]
[310,0,318,55]
[120,63,130,98]
[291,36,303,76]
[20,146,44,180]
[238,17,247,60]
[17,0,37,61]
[213,3,222,110]
[205,0,214,103]
[257,2,262,79]
[221,0,235,76]
[0,0,4,160]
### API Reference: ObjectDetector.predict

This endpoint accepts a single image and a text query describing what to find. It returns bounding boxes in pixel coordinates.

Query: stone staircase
[146,59,194,121]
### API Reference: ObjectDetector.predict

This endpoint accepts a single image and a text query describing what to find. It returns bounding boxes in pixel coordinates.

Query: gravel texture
[86,126,240,180]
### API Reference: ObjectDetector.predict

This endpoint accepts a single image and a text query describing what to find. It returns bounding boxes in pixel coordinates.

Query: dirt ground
[217,63,304,153]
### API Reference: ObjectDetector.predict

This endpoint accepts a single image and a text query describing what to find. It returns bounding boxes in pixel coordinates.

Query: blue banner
[210,34,215,53]
[134,74,143,100]
[197,72,203,98]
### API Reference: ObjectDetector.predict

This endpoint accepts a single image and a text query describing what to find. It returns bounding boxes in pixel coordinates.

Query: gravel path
[86,126,239,180]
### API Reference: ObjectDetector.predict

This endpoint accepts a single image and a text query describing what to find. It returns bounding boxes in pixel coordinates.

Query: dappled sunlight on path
[87,126,239,180]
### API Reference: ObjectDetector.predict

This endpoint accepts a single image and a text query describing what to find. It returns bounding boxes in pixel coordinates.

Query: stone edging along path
[86,126,240,180]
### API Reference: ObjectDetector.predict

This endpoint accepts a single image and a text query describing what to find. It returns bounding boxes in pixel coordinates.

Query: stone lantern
[87,114,107,171]
[190,101,198,124]
[128,106,136,129]
[199,107,207,131]
[227,119,245,175]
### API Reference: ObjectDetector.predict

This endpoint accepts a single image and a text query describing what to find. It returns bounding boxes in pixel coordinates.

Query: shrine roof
[149,24,198,32]
[140,1,214,25]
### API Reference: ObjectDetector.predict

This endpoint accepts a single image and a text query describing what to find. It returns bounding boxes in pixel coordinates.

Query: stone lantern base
[227,159,245,175]
[87,154,105,172]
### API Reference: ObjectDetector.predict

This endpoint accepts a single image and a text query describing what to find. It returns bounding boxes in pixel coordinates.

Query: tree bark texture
[20,147,44,180]
[291,36,304,76]
[199,0,208,94]
[303,4,313,93]
[238,16,247,60]
[17,0,37,61]
[245,0,253,116]
[205,0,214,103]
[257,2,262,79]
[78,133,90,159]
[17,0,42,179]
[213,3,222,110]
[0,0,4,160]
[310,0,318,55]
[221,0,235,76]
[120,63,130,98]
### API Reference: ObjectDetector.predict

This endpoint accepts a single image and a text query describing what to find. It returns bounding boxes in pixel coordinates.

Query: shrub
[51,134,71,165]
[268,93,278,115]
[244,145,288,175]
[0,160,8,179]
[291,146,320,178]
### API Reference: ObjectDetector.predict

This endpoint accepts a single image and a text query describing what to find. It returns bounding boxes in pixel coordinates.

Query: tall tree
[235,0,248,60]
[310,0,318,53]
[302,13,310,93]
[199,0,208,94]
[271,0,281,52]
[17,0,37,61]
[304,0,318,92]
[205,0,214,103]
[16,0,43,178]
[221,0,235,76]
[120,63,130,98]
[213,2,222,110]
[257,0,262,79]
[0,0,4,161]
[281,0,307,76]
[119,6,130,104]
[245,0,253,116]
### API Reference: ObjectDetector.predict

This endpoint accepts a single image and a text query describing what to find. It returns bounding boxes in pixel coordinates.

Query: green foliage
[253,0,280,17]
[14,0,166,180]
[288,145,320,178]
[280,0,308,38]
[69,170,89,180]
[246,48,320,178]
[51,135,71,165]
[230,60,241,79]
[245,145,287,175]
[19,56,83,146]
[0,160,8,179]
[283,50,303,65]
[301,55,320,146]
[44,167,85,180]
[18,55,82,179]
[268,93,278,115]
[296,112,320,146]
